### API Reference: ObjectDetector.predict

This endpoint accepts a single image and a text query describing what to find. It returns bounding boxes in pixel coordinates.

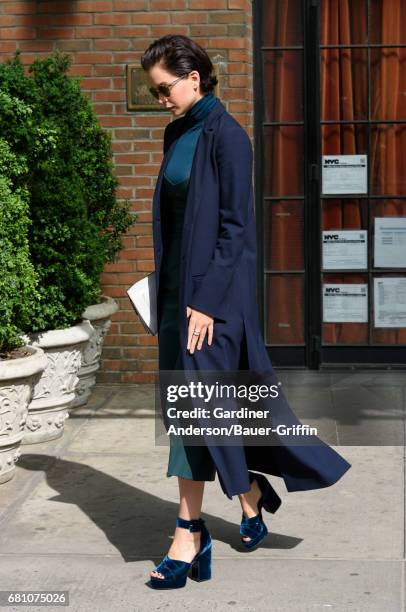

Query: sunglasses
[149,73,190,100]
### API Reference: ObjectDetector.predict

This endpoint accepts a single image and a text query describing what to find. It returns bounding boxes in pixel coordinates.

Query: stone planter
[70,296,118,409]
[0,345,47,484]
[20,320,94,444]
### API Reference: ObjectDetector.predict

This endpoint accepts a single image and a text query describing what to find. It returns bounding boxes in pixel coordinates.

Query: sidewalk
[0,372,404,612]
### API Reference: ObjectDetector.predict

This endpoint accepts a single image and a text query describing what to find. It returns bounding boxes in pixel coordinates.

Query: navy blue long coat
[152,97,351,499]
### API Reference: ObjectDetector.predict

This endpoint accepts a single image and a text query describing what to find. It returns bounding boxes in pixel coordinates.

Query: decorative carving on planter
[20,320,94,444]
[71,296,118,408]
[0,346,47,484]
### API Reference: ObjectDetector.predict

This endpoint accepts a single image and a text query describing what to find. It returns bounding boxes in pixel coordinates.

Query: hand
[186,306,214,354]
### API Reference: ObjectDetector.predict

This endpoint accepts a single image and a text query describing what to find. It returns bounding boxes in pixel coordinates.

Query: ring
[193,330,201,336]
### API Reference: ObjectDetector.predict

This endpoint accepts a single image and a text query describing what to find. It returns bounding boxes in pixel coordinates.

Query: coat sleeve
[187,125,253,322]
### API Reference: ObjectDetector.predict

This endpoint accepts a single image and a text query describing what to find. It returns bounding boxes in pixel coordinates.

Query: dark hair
[140,34,218,94]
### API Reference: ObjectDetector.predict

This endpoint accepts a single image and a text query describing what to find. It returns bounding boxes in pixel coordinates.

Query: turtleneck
[163,92,218,186]
[183,92,217,125]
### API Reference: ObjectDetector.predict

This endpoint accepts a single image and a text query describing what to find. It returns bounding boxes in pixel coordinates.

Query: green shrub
[0,50,135,346]
[0,134,39,354]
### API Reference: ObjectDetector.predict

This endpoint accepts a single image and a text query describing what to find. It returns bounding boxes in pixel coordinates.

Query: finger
[189,331,199,354]
[189,325,201,354]
[197,326,207,350]
[207,323,213,345]
[187,317,195,349]
[187,317,197,350]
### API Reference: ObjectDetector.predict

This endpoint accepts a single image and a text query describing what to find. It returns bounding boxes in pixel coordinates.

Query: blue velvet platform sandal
[240,471,282,550]
[148,517,212,589]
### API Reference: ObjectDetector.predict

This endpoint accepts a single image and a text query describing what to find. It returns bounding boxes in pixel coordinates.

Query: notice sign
[323,284,368,323]
[374,217,406,268]
[374,277,406,328]
[322,155,367,194]
[322,230,367,270]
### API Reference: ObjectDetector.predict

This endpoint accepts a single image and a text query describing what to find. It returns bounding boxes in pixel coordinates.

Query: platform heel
[240,471,282,550]
[249,471,282,514]
[148,517,212,589]
[189,542,212,582]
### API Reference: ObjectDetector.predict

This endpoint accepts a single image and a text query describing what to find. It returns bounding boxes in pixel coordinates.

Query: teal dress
[158,93,217,482]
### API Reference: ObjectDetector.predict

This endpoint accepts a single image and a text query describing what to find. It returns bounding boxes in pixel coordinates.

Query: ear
[189,70,200,83]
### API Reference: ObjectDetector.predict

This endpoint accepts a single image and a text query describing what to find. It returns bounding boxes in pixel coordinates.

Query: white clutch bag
[126,271,158,335]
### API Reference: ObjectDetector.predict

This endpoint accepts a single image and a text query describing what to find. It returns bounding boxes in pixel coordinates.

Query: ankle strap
[176,517,204,532]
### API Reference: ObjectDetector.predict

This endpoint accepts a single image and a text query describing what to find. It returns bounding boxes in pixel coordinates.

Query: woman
[140,34,351,590]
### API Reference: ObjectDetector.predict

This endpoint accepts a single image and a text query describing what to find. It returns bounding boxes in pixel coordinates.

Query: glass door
[320,0,406,366]
[254,0,307,367]
[255,0,406,368]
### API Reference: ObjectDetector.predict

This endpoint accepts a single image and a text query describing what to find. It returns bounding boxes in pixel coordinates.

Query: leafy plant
[0,133,39,354]
[0,50,135,350]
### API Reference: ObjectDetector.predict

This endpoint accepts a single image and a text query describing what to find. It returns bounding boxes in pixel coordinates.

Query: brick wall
[0,0,254,383]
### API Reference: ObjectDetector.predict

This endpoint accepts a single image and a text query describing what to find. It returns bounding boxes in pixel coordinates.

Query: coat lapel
[152,98,226,300]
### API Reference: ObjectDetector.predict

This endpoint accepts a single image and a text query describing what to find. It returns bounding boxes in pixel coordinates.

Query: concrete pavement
[0,372,404,611]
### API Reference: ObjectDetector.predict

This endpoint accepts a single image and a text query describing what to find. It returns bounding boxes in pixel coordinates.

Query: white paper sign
[374,217,406,268]
[374,277,406,328]
[322,155,367,194]
[322,230,367,269]
[323,284,368,323]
